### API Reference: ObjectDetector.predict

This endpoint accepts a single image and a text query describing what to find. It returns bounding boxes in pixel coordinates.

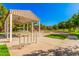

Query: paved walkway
[5,32,79,56]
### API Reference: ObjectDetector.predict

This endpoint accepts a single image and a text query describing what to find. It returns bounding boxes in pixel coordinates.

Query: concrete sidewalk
[6,32,79,56]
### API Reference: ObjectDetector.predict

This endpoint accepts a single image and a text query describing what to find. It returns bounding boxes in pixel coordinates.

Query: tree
[0,4,8,32]
[53,12,79,32]
[53,25,58,30]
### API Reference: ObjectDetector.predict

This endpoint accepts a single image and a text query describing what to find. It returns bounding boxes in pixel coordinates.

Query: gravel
[23,45,79,56]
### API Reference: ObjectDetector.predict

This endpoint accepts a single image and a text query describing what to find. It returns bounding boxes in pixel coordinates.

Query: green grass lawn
[0,45,10,56]
[45,34,66,39]
[0,32,5,35]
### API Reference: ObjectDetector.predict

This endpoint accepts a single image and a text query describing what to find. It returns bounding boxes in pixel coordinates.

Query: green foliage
[40,24,47,30]
[52,12,79,32]
[45,34,66,39]
[0,21,2,27]
[0,3,8,32]
[52,25,58,30]
[0,45,10,56]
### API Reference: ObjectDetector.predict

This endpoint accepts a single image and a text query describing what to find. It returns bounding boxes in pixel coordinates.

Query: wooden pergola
[5,9,40,43]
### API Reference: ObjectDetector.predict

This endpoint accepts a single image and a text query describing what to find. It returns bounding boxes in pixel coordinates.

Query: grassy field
[0,45,10,56]
[45,34,66,39]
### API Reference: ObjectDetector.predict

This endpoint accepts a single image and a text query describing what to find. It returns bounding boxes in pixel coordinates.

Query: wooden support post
[27,23,28,32]
[6,19,9,39]
[39,20,40,36]
[27,23,29,44]
[23,35,25,45]
[35,31,37,43]
[32,22,34,43]
[23,24,25,32]
[36,20,40,43]
[18,35,21,49]
[4,20,7,37]
[10,12,12,43]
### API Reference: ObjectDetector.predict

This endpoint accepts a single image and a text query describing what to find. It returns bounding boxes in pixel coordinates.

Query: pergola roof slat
[10,10,39,23]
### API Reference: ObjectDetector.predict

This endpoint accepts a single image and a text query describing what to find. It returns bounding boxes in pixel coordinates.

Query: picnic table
[15,33,29,48]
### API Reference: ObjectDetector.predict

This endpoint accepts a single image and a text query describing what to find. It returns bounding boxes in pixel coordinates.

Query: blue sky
[3,3,79,26]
